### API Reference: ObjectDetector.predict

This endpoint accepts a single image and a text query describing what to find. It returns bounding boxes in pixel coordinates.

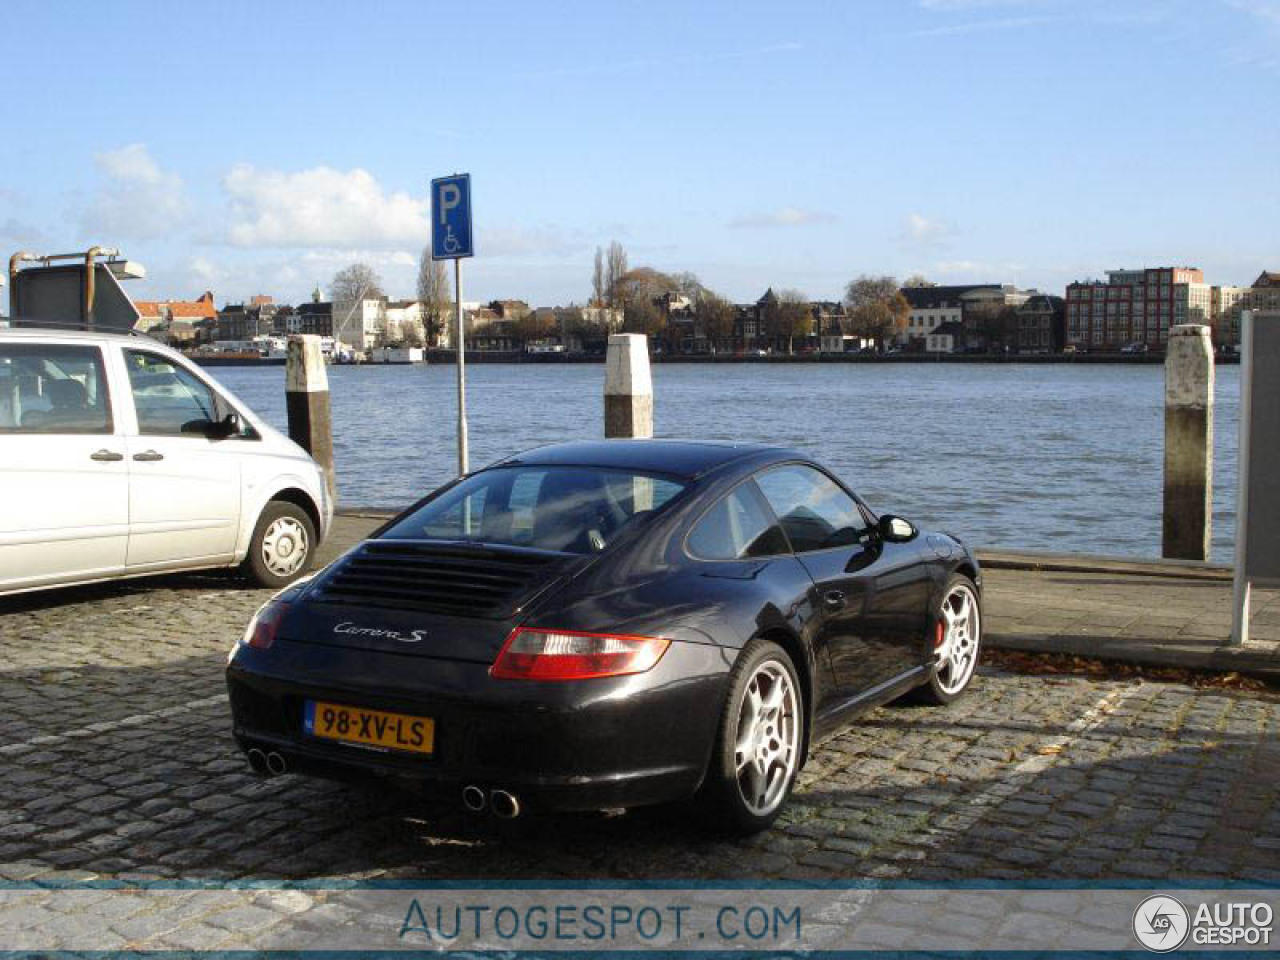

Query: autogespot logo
[1133,895,1190,952]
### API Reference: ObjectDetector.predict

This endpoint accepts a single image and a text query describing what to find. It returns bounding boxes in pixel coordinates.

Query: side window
[125,350,219,436]
[0,343,112,435]
[688,484,789,561]
[755,465,870,553]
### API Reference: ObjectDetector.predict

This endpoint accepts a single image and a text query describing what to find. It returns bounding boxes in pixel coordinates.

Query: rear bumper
[226,638,732,812]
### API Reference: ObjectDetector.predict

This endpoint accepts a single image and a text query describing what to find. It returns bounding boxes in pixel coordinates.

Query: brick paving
[2,515,1280,947]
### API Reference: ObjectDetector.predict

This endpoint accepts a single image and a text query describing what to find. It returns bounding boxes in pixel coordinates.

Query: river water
[214,362,1241,562]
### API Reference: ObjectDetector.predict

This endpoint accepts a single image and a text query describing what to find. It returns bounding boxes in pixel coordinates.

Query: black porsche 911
[227,440,982,834]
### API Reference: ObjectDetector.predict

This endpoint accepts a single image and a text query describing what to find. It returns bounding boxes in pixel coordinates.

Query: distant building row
[1065,268,1279,352]
[137,266,1279,358]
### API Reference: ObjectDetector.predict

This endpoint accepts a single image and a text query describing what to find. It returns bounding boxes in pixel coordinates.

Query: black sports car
[227,440,982,833]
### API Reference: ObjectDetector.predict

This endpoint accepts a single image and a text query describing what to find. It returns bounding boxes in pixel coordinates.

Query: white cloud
[900,212,957,246]
[81,144,188,241]
[223,164,430,249]
[729,207,838,229]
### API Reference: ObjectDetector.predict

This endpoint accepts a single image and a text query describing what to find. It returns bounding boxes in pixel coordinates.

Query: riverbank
[424,350,1240,365]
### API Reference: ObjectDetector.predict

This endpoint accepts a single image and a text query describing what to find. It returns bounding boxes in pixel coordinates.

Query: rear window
[382,466,686,555]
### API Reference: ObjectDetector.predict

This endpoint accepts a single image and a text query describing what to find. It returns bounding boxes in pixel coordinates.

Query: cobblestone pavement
[3,517,1280,947]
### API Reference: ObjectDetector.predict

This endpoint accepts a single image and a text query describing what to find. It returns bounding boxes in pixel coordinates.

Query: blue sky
[3,0,1277,307]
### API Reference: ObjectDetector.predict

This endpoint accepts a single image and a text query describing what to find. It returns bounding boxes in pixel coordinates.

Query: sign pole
[431,171,473,478]
[455,257,468,475]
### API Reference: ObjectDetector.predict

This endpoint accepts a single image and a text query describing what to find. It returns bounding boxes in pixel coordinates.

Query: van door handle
[823,590,846,609]
[90,449,124,462]
[133,450,164,462]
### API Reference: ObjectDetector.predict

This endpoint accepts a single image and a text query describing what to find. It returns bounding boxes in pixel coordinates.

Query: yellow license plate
[305,700,434,755]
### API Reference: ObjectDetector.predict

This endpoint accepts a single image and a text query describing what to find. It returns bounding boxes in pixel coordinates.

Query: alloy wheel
[936,583,980,694]
[733,660,800,817]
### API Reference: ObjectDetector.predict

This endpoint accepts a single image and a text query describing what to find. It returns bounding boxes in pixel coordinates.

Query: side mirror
[878,514,917,543]
[211,412,241,439]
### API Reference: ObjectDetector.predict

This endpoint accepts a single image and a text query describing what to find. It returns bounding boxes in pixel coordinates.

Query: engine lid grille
[310,540,573,618]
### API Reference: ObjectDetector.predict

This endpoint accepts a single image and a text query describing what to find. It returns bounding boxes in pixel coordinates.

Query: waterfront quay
[2,514,1279,947]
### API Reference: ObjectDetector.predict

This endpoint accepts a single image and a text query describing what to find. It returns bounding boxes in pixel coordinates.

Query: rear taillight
[490,628,670,681]
[241,600,289,650]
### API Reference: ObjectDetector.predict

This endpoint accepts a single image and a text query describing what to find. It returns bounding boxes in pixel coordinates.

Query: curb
[986,631,1280,682]
[974,549,1232,582]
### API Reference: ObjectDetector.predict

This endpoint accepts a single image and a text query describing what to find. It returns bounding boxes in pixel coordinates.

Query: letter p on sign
[438,184,460,224]
[430,173,473,260]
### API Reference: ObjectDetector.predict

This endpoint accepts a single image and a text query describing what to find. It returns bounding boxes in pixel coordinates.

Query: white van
[0,325,332,596]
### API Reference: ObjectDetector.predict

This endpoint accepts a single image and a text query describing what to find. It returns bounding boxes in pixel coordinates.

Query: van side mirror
[211,412,241,439]
[878,514,917,542]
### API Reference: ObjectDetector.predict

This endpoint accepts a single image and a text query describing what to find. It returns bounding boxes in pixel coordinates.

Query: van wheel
[698,640,803,836]
[242,501,315,589]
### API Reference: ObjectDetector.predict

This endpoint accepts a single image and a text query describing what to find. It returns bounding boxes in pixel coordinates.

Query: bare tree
[844,275,909,350]
[591,248,606,307]
[670,271,704,300]
[330,263,384,304]
[604,241,628,308]
[417,247,452,347]
[773,289,813,355]
[695,291,736,354]
[625,296,665,340]
[329,263,385,349]
[903,273,936,288]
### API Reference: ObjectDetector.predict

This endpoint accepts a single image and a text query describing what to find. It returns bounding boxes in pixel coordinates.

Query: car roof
[0,322,156,344]
[493,439,806,480]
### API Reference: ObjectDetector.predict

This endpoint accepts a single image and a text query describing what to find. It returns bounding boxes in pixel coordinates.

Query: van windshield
[381,466,686,555]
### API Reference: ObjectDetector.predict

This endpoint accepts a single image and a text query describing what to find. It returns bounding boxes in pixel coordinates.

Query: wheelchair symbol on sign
[443,227,461,254]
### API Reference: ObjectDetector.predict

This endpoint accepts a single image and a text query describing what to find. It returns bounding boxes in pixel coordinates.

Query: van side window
[125,350,219,436]
[0,344,112,435]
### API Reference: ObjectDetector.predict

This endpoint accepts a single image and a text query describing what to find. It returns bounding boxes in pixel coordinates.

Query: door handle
[90,449,124,462]
[132,450,165,462]
[823,589,846,609]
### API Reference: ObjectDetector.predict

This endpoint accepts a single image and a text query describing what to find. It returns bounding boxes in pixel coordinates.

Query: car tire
[699,639,804,836]
[241,500,316,589]
[915,573,982,705]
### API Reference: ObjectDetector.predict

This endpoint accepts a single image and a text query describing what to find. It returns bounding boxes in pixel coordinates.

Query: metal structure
[8,247,144,330]
[1230,309,1280,645]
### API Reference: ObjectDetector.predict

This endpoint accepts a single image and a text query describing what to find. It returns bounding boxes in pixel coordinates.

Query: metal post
[1230,312,1255,646]
[455,257,468,475]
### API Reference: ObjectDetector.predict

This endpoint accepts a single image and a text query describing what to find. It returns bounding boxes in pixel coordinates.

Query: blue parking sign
[431,174,473,260]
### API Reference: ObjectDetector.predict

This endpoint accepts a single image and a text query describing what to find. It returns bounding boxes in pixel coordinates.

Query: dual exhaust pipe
[462,784,522,819]
[246,748,288,777]
[246,752,520,818]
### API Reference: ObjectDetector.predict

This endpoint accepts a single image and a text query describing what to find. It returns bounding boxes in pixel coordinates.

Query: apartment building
[1065,266,1221,350]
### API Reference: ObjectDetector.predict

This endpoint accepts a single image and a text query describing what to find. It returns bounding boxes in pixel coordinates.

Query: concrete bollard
[604,333,653,439]
[286,335,337,506]
[1162,324,1214,561]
